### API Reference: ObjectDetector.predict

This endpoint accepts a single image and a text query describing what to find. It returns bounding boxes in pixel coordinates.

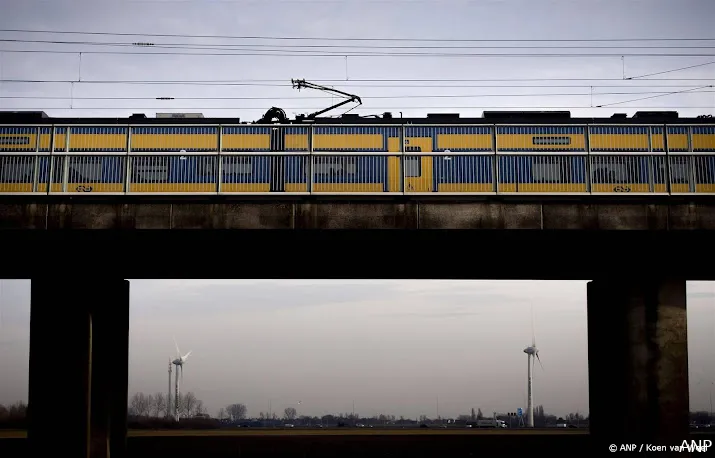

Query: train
[0,110,714,195]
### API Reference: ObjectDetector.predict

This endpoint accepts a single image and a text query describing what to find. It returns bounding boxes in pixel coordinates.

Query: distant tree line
[3,395,714,430]
[123,394,592,429]
[128,392,208,418]
[0,402,27,429]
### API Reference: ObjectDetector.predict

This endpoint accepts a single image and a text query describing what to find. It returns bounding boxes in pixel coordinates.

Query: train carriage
[0,110,714,196]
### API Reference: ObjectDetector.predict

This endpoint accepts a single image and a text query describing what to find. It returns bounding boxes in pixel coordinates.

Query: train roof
[0,110,713,125]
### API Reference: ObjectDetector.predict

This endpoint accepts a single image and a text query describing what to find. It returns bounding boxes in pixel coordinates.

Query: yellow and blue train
[0,111,714,194]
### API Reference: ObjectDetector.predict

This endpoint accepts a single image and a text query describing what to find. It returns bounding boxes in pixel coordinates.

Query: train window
[0,156,34,182]
[531,156,568,183]
[195,156,217,176]
[591,157,633,183]
[404,156,421,177]
[223,157,253,175]
[0,136,32,145]
[669,156,690,184]
[532,136,571,145]
[132,156,169,182]
[314,157,357,175]
[69,157,103,181]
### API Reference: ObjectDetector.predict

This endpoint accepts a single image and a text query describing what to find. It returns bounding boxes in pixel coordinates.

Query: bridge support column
[587,279,689,448]
[28,279,130,458]
[89,281,130,458]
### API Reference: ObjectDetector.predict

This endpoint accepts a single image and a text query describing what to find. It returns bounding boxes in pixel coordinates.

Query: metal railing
[0,123,713,196]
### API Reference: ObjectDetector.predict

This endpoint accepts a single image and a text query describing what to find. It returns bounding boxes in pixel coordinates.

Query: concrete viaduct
[1,194,715,457]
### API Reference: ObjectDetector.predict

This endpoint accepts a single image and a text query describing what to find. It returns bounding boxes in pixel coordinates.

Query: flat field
[0,427,589,439]
[1,430,711,458]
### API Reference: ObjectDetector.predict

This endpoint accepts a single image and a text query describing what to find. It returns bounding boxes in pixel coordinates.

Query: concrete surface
[587,280,690,451]
[2,197,715,230]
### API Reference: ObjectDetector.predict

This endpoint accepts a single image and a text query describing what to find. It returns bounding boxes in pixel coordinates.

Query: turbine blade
[183,350,192,360]
[536,353,544,371]
[174,337,181,357]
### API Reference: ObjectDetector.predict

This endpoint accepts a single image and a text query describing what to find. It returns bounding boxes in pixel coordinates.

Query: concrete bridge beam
[587,279,689,448]
[28,279,130,458]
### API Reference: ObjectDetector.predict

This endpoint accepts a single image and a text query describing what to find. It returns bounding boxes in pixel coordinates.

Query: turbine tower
[171,338,192,421]
[167,359,173,419]
[523,315,543,428]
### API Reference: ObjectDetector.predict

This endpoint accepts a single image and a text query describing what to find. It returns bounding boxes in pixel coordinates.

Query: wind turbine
[171,338,192,421]
[523,310,543,428]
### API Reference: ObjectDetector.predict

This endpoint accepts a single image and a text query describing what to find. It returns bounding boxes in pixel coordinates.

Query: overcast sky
[0,279,713,419]
[0,0,714,120]
[0,0,714,420]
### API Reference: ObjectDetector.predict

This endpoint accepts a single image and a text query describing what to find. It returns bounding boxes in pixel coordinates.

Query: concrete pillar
[89,280,130,458]
[28,281,92,456]
[587,279,689,446]
[28,279,130,458]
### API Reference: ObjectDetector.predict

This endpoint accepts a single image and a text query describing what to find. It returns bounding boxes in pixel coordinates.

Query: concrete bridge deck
[2,195,715,230]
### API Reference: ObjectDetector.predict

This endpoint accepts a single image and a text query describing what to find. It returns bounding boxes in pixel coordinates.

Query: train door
[403,140,433,192]
[269,127,285,192]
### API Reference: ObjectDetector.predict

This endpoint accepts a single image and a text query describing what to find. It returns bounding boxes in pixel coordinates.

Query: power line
[2,91,714,101]
[4,106,713,110]
[5,38,715,50]
[3,48,715,58]
[3,28,715,43]
[626,61,715,80]
[1,79,713,88]
[595,85,713,108]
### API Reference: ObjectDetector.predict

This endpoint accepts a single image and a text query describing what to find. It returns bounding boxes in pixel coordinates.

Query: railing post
[660,125,669,195]
[492,124,498,193]
[62,128,70,193]
[47,126,56,194]
[125,126,132,194]
[687,126,696,193]
[308,124,314,194]
[32,126,40,193]
[400,124,406,194]
[217,125,223,194]
[585,125,592,194]
[647,126,654,193]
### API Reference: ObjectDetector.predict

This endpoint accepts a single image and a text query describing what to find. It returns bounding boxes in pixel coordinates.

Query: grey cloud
[378,310,485,319]
[129,280,407,319]
[2,0,714,118]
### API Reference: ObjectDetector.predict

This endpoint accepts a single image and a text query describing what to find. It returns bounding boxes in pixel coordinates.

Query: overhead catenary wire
[626,60,715,80]
[3,28,715,43]
[1,31,713,115]
[595,85,713,108]
[4,48,715,58]
[4,106,713,110]
[2,90,715,101]
[2,79,713,86]
[6,38,715,50]
[2,80,715,92]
